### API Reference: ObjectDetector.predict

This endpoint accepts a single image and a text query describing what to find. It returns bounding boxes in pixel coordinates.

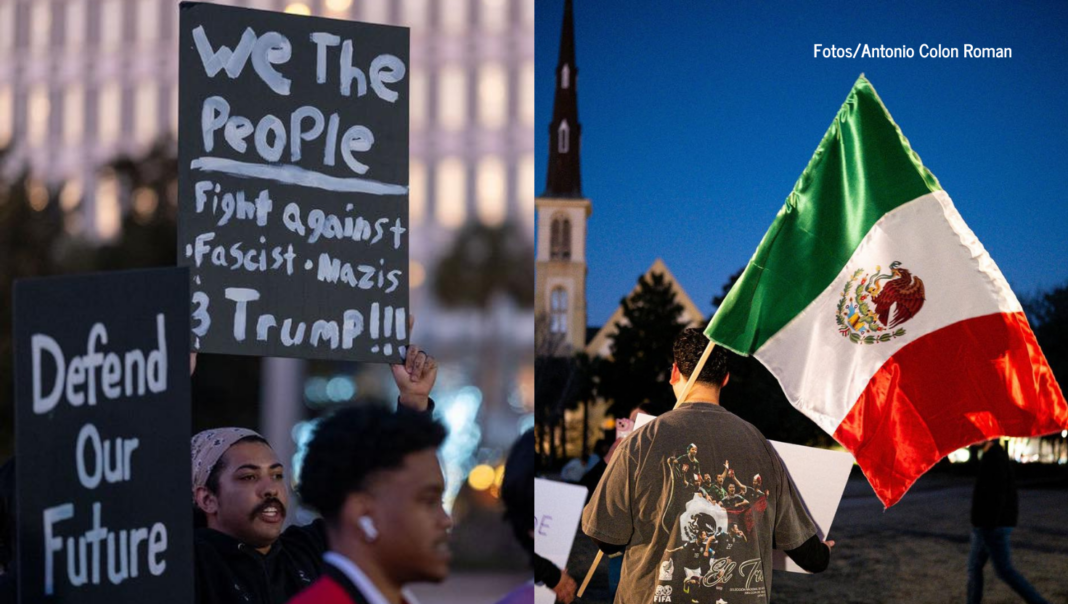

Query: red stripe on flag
[833,311,1068,508]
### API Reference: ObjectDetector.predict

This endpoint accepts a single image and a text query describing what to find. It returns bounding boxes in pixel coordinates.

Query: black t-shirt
[971,443,1018,528]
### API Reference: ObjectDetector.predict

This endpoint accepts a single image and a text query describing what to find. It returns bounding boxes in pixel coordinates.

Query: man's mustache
[250,497,287,520]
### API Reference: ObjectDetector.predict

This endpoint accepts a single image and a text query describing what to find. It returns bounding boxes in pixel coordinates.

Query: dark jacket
[533,552,561,588]
[194,519,327,604]
[971,442,1018,528]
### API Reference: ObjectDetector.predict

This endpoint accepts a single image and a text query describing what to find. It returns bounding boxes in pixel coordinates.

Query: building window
[362,0,389,23]
[557,120,569,154]
[410,69,427,131]
[480,0,507,32]
[521,62,534,126]
[477,62,506,130]
[96,170,121,240]
[441,0,468,33]
[0,86,12,147]
[138,0,160,43]
[438,66,467,131]
[401,0,428,28]
[550,287,568,335]
[0,3,13,51]
[64,85,85,145]
[561,64,570,89]
[135,82,157,145]
[27,86,51,147]
[518,154,534,222]
[409,159,426,225]
[31,2,52,50]
[170,85,179,136]
[550,214,571,260]
[435,156,466,227]
[98,82,122,144]
[324,0,354,18]
[101,0,124,51]
[67,0,87,48]
[476,155,505,226]
[522,0,534,27]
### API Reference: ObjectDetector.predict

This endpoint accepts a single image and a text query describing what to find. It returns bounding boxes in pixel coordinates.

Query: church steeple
[535,0,590,357]
[543,0,582,198]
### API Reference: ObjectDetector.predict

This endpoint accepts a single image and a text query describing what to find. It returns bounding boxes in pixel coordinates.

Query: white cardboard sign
[534,478,588,604]
[769,440,854,573]
[634,412,656,430]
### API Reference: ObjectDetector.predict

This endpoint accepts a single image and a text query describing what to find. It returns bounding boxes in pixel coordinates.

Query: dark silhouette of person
[967,438,1048,604]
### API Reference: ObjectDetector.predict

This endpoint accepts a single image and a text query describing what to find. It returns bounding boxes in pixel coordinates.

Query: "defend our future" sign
[177,2,410,363]
[14,269,193,603]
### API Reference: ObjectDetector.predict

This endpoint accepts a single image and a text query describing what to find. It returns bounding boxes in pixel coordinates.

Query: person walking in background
[968,438,1049,604]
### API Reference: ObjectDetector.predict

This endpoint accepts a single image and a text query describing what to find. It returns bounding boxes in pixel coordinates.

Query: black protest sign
[14,269,192,603]
[177,2,410,362]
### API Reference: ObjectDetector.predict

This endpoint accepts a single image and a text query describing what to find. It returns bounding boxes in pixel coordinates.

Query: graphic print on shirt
[657,446,769,603]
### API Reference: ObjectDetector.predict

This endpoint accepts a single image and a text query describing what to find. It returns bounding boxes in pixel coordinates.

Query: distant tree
[719,353,833,447]
[1022,283,1068,457]
[1024,283,1068,383]
[436,221,535,435]
[0,150,68,458]
[95,138,261,432]
[96,138,179,270]
[596,272,687,418]
[712,266,745,309]
[434,221,535,310]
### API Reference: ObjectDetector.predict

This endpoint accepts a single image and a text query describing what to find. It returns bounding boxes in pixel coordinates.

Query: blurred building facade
[0,0,535,242]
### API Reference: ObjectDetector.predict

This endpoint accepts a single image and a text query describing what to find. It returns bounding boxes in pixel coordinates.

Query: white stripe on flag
[754,191,1022,435]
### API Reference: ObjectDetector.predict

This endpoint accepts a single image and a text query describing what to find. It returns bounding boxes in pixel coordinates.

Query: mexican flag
[706,75,1068,508]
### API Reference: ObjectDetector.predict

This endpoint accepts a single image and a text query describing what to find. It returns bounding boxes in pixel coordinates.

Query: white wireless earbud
[358,516,379,542]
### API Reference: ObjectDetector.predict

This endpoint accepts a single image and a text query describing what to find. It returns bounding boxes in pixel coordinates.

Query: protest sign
[178,2,410,362]
[14,268,192,603]
[769,440,854,573]
[534,478,587,604]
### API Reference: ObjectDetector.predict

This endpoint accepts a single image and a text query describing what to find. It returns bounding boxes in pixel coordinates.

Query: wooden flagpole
[576,337,717,597]
[674,338,716,409]
[577,550,601,597]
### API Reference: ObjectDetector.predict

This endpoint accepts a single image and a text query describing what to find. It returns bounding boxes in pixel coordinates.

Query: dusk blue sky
[535,0,1068,329]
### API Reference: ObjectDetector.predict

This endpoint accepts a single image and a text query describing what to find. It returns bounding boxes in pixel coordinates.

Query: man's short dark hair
[298,404,447,521]
[501,430,534,554]
[673,328,729,385]
[193,435,268,528]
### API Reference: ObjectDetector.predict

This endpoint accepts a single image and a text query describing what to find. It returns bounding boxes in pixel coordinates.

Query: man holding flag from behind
[583,74,1066,603]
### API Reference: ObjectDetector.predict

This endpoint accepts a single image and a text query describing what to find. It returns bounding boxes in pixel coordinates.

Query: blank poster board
[534,478,588,604]
[769,440,854,573]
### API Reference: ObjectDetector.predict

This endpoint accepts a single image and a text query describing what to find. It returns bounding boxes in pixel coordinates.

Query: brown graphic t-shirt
[582,403,815,604]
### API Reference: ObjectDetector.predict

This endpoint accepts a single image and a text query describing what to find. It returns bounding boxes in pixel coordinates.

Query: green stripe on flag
[706,75,942,355]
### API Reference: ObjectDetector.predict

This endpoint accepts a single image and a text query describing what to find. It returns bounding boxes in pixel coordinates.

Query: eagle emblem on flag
[836,261,926,344]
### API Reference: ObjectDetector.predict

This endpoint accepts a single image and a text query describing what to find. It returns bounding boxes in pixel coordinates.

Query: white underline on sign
[190,157,409,196]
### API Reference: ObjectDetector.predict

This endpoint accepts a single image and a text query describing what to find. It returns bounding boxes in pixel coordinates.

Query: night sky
[536,0,1068,329]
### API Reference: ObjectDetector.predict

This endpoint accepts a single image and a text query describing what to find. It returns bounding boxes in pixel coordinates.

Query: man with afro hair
[287,404,449,604]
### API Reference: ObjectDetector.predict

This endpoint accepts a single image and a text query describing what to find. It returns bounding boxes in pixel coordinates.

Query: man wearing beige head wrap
[191,344,438,604]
